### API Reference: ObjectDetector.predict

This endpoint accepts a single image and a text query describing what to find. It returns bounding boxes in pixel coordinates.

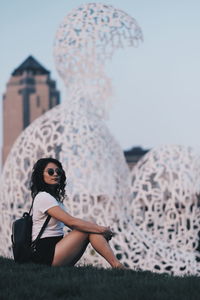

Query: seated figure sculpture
[0,3,142,266]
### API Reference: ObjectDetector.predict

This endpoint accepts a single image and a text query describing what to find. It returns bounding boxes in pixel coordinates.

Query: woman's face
[43,162,62,186]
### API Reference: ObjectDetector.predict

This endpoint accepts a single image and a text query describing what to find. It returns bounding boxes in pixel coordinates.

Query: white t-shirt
[32,191,65,241]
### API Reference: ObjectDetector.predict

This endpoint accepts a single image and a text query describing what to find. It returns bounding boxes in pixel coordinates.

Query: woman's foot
[112,262,128,269]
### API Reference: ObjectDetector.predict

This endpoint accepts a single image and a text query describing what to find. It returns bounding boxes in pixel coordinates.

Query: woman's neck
[46,184,58,196]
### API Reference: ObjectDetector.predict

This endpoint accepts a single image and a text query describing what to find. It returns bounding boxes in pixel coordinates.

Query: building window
[36,95,40,107]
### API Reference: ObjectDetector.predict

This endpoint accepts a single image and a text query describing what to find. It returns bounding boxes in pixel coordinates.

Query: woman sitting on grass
[30,157,124,268]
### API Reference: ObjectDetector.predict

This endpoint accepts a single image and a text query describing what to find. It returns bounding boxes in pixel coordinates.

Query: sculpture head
[54,3,143,117]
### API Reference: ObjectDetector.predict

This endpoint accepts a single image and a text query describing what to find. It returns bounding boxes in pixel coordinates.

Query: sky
[1,0,200,156]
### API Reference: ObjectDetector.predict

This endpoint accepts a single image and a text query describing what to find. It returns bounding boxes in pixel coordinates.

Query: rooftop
[12,55,50,76]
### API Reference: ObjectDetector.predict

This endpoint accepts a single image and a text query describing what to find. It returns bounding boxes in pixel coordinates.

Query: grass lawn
[0,256,200,300]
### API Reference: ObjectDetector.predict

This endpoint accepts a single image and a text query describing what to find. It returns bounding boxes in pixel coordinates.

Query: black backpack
[11,201,51,263]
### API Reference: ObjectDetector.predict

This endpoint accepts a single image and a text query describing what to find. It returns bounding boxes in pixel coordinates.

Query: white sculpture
[130,145,200,251]
[129,145,200,274]
[0,3,141,265]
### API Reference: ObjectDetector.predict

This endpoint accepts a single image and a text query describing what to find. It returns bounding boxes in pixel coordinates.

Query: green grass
[0,257,200,300]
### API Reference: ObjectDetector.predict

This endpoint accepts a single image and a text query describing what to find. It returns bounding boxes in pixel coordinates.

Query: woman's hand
[100,226,115,241]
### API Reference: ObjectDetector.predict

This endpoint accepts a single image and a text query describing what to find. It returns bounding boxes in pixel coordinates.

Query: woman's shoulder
[34,191,56,202]
[33,191,60,211]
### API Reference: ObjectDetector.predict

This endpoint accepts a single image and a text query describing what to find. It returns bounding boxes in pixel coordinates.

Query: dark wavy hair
[30,158,66,202]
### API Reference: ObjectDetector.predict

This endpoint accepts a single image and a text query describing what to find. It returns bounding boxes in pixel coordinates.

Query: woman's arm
[47,206,111,236]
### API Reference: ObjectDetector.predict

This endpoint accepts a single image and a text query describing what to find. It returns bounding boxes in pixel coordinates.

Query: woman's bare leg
[88,233,123,268]
[52,230,89,266]
[52,230,123,268]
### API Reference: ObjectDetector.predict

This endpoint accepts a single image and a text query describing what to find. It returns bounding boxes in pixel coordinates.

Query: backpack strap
[32,215,51,247]
[28,198,34,215]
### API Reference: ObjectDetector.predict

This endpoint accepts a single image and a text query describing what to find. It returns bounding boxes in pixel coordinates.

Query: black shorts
[31,236,63,266]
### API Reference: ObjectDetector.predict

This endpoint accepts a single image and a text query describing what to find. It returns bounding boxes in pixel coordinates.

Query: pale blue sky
[1,0,200,156]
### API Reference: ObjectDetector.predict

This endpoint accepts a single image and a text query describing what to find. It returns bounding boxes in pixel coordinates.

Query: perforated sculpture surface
[130,145,200,251]
[54,3,143,117]
[1,3,200,275]
[129,145,200,274]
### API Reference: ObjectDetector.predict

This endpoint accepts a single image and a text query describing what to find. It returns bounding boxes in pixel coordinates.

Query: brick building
[2,55,60,165]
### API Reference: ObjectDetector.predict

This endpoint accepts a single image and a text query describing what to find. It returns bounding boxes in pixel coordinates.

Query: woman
[30,157,124,268]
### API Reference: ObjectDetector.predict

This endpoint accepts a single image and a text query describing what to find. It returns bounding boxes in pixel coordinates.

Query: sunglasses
[46,168,63,176]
